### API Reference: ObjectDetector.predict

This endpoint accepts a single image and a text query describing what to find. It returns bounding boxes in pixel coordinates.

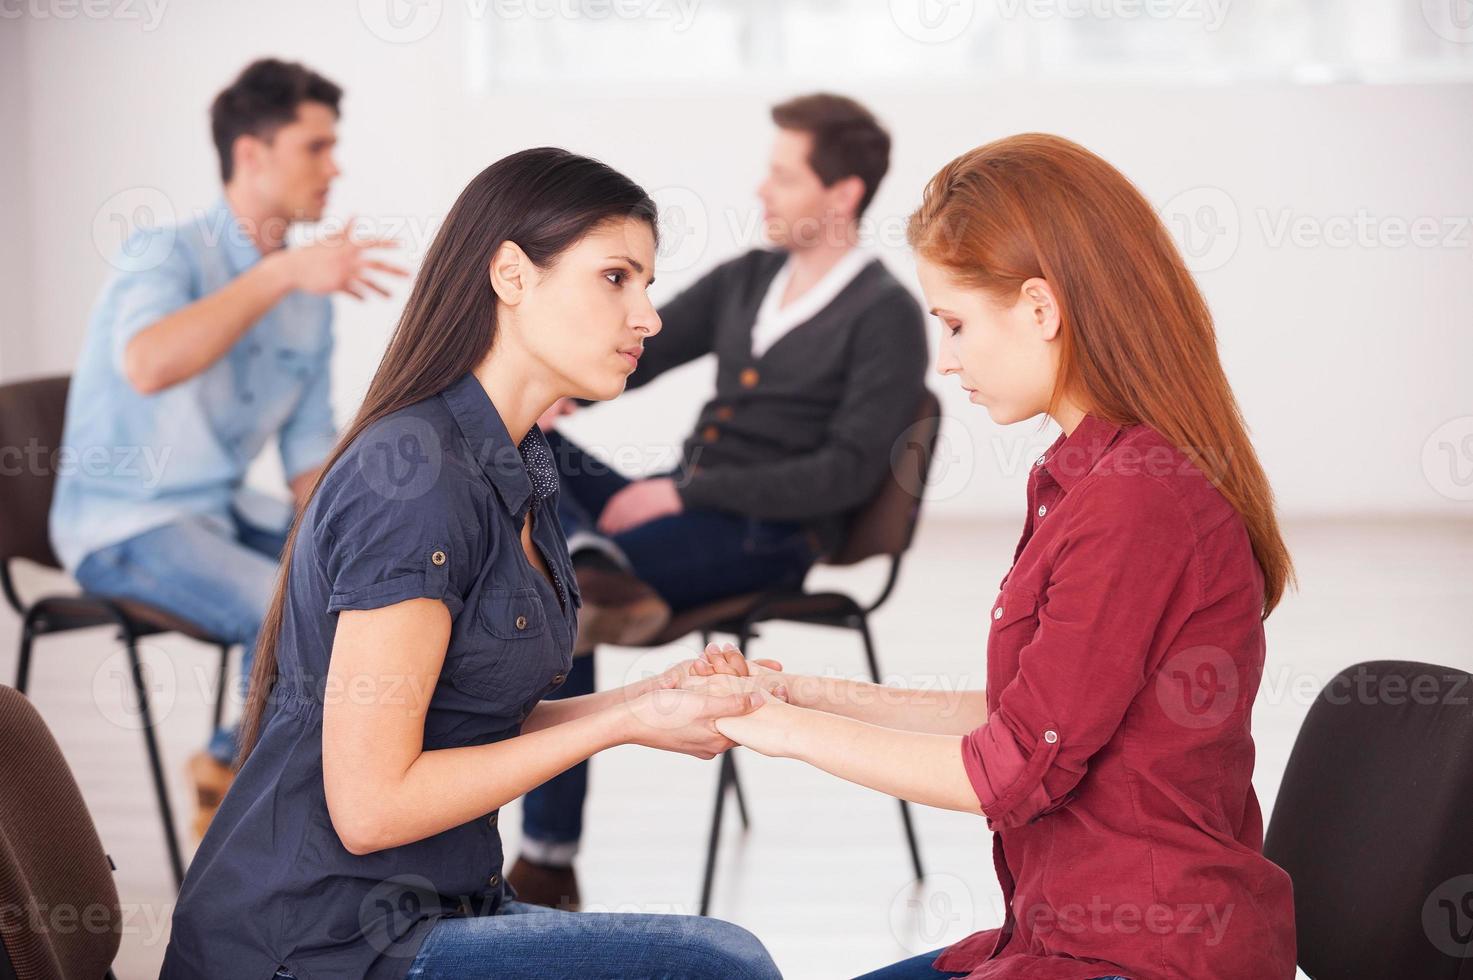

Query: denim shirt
[160,373,580,980]
[49,197,335,571]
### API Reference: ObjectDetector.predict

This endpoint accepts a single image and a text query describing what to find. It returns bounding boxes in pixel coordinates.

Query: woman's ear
[489,240,530,306]
[1021,277,1062,342]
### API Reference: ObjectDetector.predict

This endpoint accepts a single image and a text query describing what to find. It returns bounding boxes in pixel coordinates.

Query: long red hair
[908,133,1294,616]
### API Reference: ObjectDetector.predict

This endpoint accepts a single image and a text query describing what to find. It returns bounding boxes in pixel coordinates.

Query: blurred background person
[47,57,406,840]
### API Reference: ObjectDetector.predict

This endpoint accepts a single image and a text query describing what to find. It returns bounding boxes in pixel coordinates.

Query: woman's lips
[619,350,641,370]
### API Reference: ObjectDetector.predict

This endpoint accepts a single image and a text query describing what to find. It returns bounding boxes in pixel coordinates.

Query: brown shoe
[573,561,670,652]
[188,751,234,841]
[506,857,581,910]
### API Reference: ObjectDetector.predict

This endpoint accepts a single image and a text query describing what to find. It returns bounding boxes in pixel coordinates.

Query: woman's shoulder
[1080,423,1243,542]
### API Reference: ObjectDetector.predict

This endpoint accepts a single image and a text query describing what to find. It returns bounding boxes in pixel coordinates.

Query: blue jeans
[73,507,289,764]
[405,900,782,978]
[520,431,818,861]
[853,949,1127,980]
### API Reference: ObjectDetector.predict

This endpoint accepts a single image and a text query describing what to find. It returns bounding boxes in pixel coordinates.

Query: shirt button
[487,812,499,828]
[1043,730,1058,744]
[515,614,528,630]
[552,673,566,685]
[1035,455,1045,466]
[1037,504,1048,518]
[240,391,254,404]
[993,606,1003,620]
[431,550,447,566]
[488,873,501,887]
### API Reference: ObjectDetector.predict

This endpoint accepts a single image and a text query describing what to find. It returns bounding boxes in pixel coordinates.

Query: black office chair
[628,389,942,915]
[0,375,235,890]
[1264,659,1473,979]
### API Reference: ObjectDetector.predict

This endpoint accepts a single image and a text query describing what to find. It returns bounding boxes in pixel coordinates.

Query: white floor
[3,516,1470,979]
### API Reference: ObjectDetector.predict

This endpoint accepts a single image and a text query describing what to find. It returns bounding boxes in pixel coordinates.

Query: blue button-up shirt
[160,372,580,980]
[49,197,336,571]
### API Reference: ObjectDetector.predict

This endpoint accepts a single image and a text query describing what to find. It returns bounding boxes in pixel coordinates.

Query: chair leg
[15,615,36,693]
[211,643,230,735]
[728,749,750,830]
[855,612,925,882]
[698,750,734,917]
[124,634,186,890]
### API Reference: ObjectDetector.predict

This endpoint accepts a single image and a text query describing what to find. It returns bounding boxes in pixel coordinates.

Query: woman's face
[500,217,662,402]
[915,256,1062,426]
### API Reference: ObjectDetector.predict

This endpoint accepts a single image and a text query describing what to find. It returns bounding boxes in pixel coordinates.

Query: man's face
[237,101,340,223]
[757,128,847,250]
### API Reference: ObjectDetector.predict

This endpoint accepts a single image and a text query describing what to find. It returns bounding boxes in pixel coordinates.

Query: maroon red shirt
[934,415,1297,980]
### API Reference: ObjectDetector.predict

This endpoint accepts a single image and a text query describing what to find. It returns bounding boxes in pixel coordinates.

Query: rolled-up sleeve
[317,426,488,619]
[280,324,338,480]
[108,227,198,375]
[962,474,1202,829]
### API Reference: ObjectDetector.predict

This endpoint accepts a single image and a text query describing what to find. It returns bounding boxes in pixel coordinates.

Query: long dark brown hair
[908,134,1295,617]
[237,147,658,764]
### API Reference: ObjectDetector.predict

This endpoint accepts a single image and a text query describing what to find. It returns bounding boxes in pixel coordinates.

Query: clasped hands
[625,642,798,760]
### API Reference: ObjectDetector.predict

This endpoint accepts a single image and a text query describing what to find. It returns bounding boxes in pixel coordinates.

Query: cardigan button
[739,367,760,388]
[1043,730,1058,744]
[715,406,734,421]
[702,425,719,442]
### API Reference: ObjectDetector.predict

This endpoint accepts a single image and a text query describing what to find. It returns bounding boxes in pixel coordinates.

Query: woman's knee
[682,916,782,980]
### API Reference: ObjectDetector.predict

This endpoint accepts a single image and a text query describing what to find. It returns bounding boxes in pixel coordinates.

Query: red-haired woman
[700,134,1299,980]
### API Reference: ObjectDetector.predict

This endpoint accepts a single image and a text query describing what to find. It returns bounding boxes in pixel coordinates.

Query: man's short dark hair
[210,58,342,183]
[770,93,891,219]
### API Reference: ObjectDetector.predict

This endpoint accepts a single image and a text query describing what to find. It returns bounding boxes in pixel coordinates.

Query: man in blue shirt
[50,58,405,838]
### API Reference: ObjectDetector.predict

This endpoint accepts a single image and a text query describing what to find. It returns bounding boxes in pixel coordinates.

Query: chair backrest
[828,388,942,567]
[0,684,120,978]
[0,376,69,571]
[1263,660,1473,980]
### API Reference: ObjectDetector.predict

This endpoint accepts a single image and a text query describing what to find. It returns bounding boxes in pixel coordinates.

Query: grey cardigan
[628,248,928,556]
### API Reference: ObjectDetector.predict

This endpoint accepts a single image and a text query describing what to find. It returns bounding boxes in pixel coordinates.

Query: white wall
[7,1,1472,519]
[0,23,34,379]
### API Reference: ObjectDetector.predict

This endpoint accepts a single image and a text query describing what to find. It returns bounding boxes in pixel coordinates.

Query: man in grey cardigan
[510,93,929,906]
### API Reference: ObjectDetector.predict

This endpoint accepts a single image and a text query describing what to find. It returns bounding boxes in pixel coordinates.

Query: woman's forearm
[520,670,653,735]
[717,702,983,814]
[333,703,631,854]
[780,674,988,736]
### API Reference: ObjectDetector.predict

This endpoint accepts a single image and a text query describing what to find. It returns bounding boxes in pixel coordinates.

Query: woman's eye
[605,271,626,287]
[946,320,962,335]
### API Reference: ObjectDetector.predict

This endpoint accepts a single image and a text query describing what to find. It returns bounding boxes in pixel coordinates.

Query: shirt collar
[208,196,266,276]
[440,372,559,519]
[1039,413,1125,493]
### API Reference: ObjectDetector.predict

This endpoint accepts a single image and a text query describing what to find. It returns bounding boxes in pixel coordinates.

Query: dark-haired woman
[160,148,783,980]
[697,134,1299,980]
